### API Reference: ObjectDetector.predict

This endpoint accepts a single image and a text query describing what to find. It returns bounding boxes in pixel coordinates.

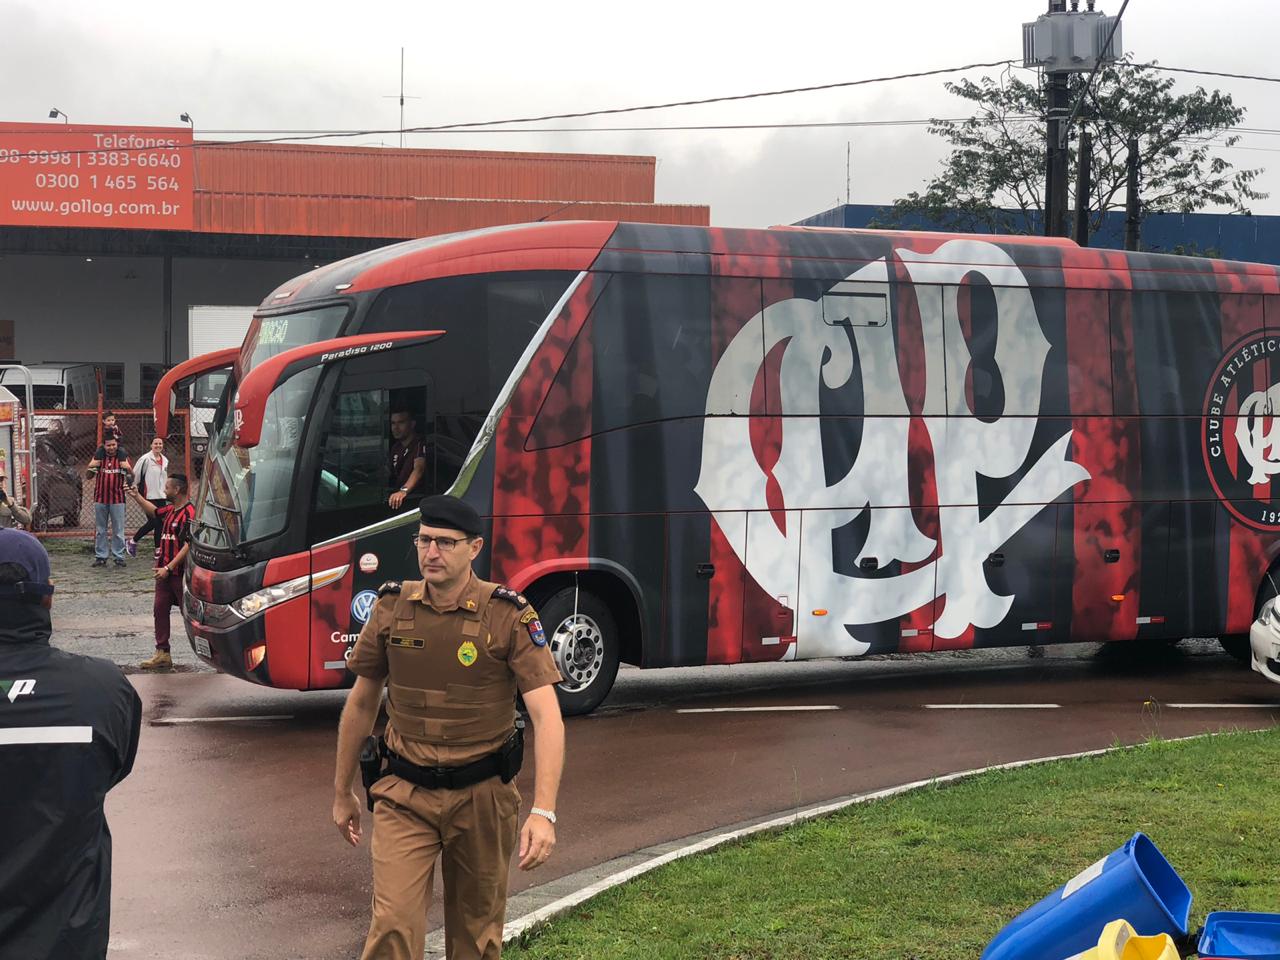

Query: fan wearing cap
[333,494,566,960]
[0,529,142,960]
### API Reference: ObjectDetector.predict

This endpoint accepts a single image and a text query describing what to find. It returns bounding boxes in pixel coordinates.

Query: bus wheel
[539,587,620,717]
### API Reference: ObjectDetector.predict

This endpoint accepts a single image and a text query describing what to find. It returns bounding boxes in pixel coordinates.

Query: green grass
[507,729,1280,960]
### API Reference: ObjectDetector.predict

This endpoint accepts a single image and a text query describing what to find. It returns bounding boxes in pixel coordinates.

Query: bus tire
[536,586,620,717]
[1219,635,1250,664]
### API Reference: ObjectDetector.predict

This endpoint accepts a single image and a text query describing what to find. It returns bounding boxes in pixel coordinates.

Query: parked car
[31,430,84,529]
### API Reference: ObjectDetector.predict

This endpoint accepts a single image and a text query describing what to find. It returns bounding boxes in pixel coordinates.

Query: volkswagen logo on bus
[1204,332,1280,530]
[350,590,379,625]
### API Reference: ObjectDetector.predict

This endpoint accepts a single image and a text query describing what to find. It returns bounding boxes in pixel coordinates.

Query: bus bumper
[183,587,276,686]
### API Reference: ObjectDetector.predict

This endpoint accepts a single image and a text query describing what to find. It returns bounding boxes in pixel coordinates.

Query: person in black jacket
[0,528,142,960]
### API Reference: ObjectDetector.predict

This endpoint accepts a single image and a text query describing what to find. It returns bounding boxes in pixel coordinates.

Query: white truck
[187,305,255,456]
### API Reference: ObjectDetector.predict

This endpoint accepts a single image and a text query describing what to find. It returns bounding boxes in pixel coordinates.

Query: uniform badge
[390,636,425,650]
[464,598,477,611]
[527,619,547,647]
[519,609,538,625]
[457,640,479,666]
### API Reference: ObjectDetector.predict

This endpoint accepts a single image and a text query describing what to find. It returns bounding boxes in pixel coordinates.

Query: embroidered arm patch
[526,618,547,646]
[377,580,403,598]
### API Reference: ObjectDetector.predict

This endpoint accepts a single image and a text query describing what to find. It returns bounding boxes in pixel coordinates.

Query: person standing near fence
[126,473,192,670]
[126,437,169,558]
[87,438,132,569]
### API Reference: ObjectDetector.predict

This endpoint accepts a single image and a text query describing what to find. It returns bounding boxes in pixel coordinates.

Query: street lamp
[48,107,68,123]
[179,112,193,127]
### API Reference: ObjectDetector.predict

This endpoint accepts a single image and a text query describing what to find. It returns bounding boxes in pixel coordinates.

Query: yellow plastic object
[1066,919,1180,960]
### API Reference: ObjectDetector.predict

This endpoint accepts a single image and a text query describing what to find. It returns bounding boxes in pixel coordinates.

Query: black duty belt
[360,721,524,809]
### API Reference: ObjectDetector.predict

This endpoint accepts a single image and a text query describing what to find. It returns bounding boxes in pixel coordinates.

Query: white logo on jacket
[694,240,1090,656]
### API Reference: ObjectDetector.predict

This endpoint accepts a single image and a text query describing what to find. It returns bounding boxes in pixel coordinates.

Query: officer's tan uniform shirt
[348,574,562,768]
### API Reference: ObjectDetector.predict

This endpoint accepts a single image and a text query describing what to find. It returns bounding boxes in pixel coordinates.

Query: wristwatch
[530,806,557,824]
[399,486,409,493]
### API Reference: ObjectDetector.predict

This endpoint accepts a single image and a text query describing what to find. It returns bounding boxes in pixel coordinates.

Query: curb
[424,730,1253,957]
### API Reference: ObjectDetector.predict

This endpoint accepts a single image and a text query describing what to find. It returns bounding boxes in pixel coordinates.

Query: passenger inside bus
[387,407,426,511]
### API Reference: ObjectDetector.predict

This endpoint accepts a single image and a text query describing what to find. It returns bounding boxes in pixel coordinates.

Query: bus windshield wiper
[203,500,243,518]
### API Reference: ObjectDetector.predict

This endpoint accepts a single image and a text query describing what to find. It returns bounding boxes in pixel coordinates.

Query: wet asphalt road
[101,643,1280,960]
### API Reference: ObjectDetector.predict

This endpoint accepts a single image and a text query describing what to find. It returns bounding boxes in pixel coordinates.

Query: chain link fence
[17,406,194,538]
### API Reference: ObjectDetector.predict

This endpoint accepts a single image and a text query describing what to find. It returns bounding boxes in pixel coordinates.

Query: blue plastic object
[1199,911,1280,959]
[980,833,1191,960]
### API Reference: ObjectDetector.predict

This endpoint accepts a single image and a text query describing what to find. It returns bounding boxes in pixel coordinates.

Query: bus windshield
[195,304,346,547]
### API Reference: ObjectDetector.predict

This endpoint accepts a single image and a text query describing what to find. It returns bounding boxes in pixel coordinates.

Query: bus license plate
[193,636,211,659]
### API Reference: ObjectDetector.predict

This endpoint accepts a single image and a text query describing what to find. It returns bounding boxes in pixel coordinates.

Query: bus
[156,220,1280,715]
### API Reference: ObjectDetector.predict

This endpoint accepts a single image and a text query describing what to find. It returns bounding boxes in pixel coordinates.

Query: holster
[498,717,526,783]
[359,735,386,812]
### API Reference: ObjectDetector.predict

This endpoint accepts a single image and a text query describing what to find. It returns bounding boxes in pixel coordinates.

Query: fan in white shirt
[126,438,170,558]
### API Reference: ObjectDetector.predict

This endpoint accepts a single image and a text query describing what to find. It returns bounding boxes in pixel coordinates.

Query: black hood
[0,600,52,645]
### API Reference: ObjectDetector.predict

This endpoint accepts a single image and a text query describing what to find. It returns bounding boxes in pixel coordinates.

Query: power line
[191,117,1027,136]
[1144,63,1280,84]
[19,59,1019,157]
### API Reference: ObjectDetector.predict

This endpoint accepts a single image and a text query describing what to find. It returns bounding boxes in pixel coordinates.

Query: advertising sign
[0,123,194,231]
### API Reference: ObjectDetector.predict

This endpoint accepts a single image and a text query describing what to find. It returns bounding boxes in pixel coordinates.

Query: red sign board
[0,123,194,231]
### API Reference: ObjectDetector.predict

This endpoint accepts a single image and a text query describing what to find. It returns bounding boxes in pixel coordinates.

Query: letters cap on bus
[232,331,443,448]
[152,347,240,436]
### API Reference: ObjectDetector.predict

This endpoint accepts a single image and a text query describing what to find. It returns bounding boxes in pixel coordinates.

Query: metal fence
[15,407,194,538]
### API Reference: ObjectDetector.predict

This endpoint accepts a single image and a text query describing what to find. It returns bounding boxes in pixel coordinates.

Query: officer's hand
[333,790,363,847]
[388,491,406,510]
[518,814,555,870]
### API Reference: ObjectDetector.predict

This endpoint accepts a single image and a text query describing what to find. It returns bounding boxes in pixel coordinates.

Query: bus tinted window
[362,271,575,415]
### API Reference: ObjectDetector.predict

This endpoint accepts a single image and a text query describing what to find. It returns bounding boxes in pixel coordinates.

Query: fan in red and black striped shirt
[127,473,193,670]
[87,437,133,567]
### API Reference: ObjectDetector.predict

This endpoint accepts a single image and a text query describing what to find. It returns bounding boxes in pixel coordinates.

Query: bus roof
[260,220,1280,309]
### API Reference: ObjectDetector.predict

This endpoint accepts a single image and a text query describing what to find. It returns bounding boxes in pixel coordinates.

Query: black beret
[417,495,483,537]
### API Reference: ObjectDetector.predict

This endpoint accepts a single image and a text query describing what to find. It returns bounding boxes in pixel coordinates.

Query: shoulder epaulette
[493,585,529,608]
[377,580,402,598]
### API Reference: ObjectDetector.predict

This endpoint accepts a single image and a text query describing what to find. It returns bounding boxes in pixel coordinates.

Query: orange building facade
[0,128,708,400]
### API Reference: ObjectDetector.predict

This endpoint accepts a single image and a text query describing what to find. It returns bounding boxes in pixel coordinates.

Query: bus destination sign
[0,123,194,231]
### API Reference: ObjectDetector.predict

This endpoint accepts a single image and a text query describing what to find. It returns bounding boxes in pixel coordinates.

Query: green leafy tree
[880,59,1265,235]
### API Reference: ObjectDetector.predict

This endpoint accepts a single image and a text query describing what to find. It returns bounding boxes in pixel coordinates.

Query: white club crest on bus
[694,239,1091,655]
[1236,387,1280,485]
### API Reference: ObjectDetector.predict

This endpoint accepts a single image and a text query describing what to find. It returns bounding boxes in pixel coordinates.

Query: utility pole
[1044,0,1069,237]
[846,141,851,206]
[1024,0,1123,237]
[1073,129,1093,245]
[1124,137,1141,251]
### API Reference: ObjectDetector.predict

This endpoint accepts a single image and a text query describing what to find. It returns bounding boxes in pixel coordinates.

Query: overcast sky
[4,0,1280,227]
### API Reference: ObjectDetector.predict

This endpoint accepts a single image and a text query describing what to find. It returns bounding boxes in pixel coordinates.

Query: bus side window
[821,284,888,328]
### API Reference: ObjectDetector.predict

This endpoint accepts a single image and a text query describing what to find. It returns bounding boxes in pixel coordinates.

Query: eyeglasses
[410,534,472,553]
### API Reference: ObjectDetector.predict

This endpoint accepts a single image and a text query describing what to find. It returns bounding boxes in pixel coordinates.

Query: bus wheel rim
[550,614,604,692]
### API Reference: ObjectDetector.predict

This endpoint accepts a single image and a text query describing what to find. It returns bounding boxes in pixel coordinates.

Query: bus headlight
[228,565,349,621]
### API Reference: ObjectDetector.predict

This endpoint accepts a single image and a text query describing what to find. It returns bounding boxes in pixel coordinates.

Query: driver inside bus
[387,408,426,511]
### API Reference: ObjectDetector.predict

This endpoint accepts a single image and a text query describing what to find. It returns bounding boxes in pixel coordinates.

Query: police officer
[0,529,142,960]
[333,495,566,960]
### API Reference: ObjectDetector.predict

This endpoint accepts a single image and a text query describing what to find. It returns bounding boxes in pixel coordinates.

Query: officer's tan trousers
[360,773,520,960]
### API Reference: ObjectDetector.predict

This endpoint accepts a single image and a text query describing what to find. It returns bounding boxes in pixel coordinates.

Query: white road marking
[152,715,294,725]
[924,703,1060,709]
[676,705,840,714]
[1167,703,1280,709]
[0,725,93,745]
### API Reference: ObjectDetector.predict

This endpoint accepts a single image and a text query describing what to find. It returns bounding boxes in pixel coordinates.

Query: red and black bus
[157,220,1280,714]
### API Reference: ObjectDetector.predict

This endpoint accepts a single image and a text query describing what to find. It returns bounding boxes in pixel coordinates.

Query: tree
[880,59,1265,236]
